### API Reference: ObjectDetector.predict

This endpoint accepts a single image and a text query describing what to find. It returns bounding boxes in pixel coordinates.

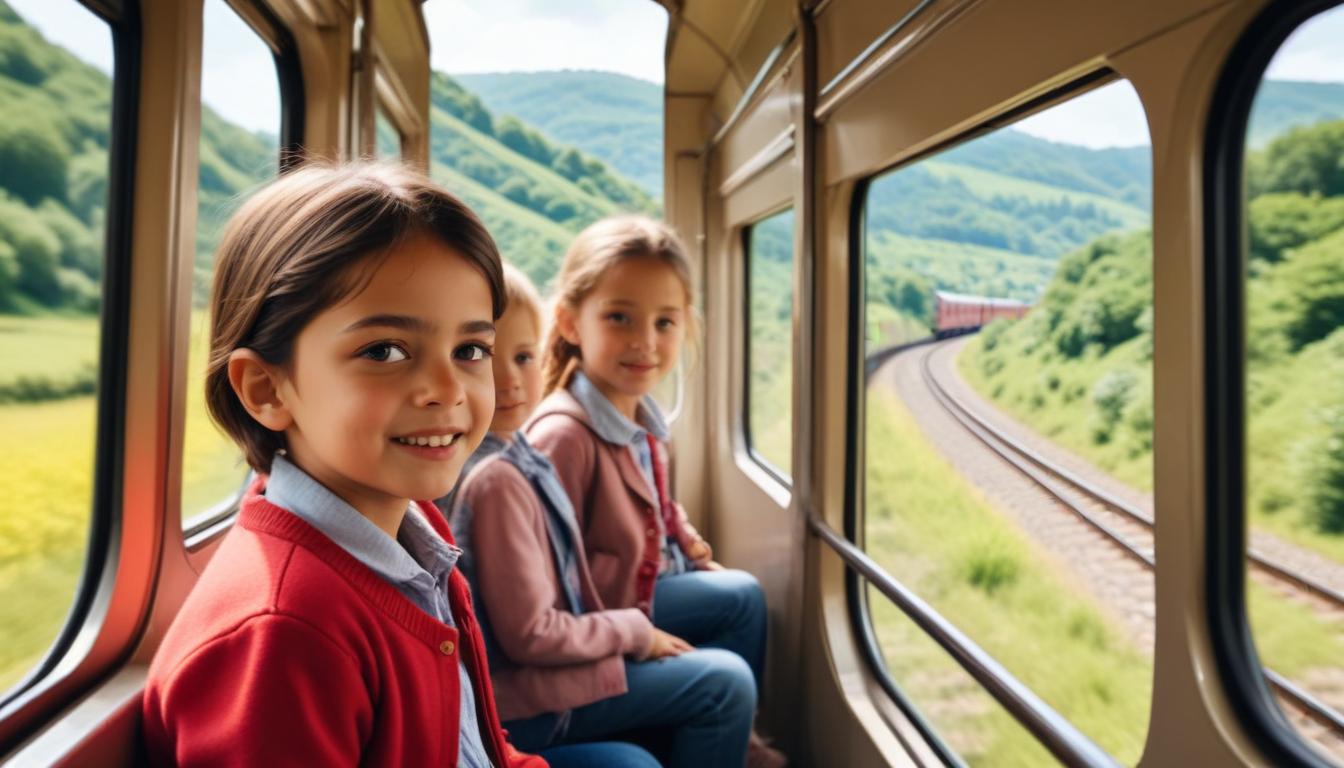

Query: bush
[1092,370,1138,429]
[1308,408,1344,534]
[0,364,97,404]
[962,539,1020,595]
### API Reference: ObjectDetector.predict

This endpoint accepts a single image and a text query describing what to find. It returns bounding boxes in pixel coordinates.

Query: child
[141,163,544,767]
[452,264,756,768]
[528,216,785,767]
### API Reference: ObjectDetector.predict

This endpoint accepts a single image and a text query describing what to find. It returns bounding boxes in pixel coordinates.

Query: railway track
[915,340,1344,739]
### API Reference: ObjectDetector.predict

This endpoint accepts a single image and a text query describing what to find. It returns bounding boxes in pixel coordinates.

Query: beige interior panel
[813,0,923,89]
[820,0,1231,184]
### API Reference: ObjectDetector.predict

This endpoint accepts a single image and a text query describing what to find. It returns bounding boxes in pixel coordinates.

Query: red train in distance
[934,290,1030,337]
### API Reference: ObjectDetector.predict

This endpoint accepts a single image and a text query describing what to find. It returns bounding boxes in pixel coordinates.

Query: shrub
[1308,408,1344,534]
[1092,370,1138,432]
[962,542,1020,595]
[0,364,97,404]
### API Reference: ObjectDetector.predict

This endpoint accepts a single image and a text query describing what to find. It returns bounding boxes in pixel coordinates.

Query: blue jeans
[538,741,660,768]
[654,569,768,691]
[505,649,756,768]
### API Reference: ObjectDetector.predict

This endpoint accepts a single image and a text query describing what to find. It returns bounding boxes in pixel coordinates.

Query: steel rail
[919,341,1344,610]
[912,340,1344,737]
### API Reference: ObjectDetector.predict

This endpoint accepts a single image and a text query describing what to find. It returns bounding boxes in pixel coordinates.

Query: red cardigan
[142,483,546,768]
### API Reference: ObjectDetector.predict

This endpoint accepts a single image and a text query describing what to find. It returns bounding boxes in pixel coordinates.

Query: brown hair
[204,161,505,473]
[542,214,696,394]
[501,262,543,338]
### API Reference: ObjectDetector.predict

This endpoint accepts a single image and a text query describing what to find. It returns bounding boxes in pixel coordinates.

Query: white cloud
[1010,80,1151,149]
[424,0,667,83]
[1265,6,1344,83]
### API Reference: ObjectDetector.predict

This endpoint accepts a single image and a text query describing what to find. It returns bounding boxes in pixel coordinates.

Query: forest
[961,116,1344,554]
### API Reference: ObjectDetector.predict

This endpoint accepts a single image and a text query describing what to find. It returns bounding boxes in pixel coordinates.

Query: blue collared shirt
[266,455,494,768]
[568,371,688,575]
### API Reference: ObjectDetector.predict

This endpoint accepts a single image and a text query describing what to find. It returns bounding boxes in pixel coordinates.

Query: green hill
[428,71,658,287]
[0,0,282,313]
[455,70,663,198]
[1249,80,1344,148]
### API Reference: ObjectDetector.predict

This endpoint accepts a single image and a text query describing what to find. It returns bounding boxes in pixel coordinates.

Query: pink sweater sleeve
[463,460,653,664]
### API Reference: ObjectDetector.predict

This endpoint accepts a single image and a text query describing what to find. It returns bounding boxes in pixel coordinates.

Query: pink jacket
[456,454,654,721]
[527,391,711,615]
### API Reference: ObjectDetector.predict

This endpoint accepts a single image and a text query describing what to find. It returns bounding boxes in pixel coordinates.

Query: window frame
[1203,2,1344,766]
[180,0,305,540]
[843,69,1144,765]
[0,0,140,727]
[742,207,798,488]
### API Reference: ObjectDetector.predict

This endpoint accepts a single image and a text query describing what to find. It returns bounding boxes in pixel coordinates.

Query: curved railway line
[910,338,1344,743]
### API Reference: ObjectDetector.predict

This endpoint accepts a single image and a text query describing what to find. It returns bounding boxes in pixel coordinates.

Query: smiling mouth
[621,362,657,372]
[392,432,464,448]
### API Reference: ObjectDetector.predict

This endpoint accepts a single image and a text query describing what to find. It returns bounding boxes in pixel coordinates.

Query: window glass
[422,0,667,317]
[0,1,113,693]
[862,82,1155,763]
[182,0,283,522]
[746,209,795,479]
[1243,5,1344,761]
[376,104,401,158]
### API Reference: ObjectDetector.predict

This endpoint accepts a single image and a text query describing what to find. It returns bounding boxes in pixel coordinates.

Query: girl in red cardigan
[528,216,785,768]
[141,163,545,767]
[452,265,756,768]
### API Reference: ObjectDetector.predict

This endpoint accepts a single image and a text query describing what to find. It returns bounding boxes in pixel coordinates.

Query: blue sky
[8,1,1344,148]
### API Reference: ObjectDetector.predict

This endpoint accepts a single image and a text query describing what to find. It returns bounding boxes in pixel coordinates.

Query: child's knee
[695,648,757,716]
[721,569,767,617]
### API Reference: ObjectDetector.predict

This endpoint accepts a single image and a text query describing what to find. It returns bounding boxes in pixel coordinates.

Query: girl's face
[259,232,497,520]
[489,303,543,434]
[558,256,687,418]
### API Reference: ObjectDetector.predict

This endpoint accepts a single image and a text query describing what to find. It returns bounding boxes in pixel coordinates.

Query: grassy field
[0,315,100,386]
[864,391,1152,765]
[0,312,243,692]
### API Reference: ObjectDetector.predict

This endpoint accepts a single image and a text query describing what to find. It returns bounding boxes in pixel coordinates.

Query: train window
[423,0,667,321]
[0,0,113,695]
[746,208,796,481]
[376,103,401,158]
[859,81,1155,762]
[1229,3,1344,761]
[180,0,284,524]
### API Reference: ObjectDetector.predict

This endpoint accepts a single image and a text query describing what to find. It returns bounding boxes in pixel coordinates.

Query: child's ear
[227,349,294,432]
[555,304,580,345]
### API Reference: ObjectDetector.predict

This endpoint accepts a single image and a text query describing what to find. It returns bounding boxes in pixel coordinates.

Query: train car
[934,290,1030,337]
[3,0,1344,767]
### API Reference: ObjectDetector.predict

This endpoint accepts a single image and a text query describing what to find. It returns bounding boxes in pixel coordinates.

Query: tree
[1253,119,1344,198]
[0,114,69,204]
[1248,192,1344,262]
[1274,228,1344,350]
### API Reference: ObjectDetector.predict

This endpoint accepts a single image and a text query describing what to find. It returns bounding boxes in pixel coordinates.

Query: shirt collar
[569,370,669,445]
[265,454,460,588]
